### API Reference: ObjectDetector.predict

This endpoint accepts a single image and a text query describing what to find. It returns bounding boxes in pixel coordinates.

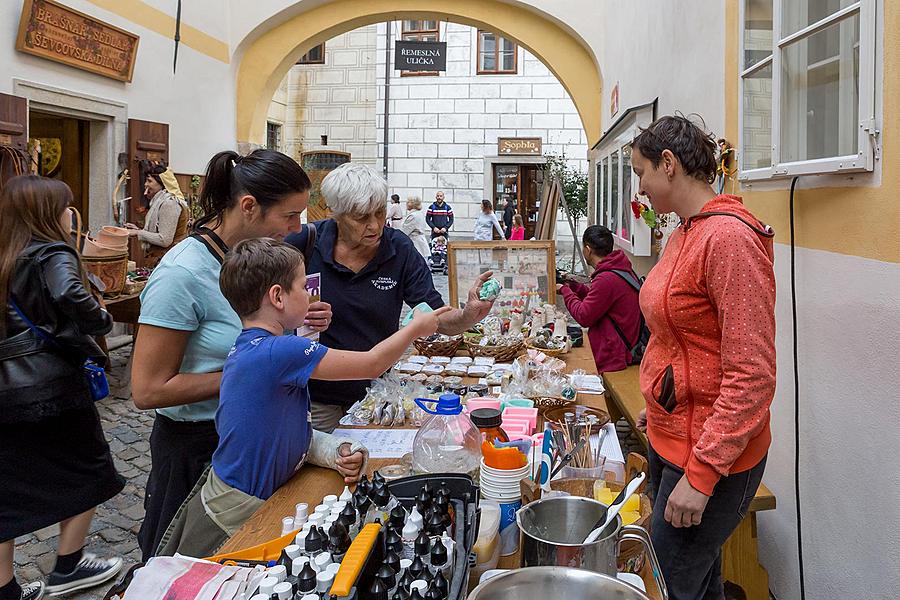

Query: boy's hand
[335,443,365,484]
[304,301,333,332]
[410,306,453,338]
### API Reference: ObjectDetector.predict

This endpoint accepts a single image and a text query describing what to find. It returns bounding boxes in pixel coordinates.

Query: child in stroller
[429,235,448,274]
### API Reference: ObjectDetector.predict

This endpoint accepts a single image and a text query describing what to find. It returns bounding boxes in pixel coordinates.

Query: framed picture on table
[447,240,556,309]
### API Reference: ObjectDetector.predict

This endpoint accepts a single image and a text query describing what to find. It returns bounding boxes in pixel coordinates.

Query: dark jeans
[137,414,218,561]
[648,445,766,600]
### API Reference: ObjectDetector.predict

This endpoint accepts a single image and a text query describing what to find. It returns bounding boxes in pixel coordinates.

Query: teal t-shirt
[138,237,241,422]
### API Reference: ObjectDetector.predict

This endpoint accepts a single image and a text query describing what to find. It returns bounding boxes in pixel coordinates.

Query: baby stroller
[429,236,448,275]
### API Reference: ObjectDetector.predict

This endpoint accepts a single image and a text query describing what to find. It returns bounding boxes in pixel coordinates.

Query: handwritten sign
[498,137,542,156]
[16,0,139,82]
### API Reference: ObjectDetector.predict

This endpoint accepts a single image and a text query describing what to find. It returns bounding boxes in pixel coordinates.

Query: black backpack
[605,269,651,365]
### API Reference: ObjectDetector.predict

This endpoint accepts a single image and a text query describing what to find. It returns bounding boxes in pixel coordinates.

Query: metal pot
[516,496,668,599]
[467,566,651,600]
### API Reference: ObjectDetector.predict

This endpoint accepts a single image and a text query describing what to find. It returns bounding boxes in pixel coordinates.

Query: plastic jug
[412,394,482,477]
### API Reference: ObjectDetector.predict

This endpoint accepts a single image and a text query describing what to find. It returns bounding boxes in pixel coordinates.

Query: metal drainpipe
[382,21,391,179]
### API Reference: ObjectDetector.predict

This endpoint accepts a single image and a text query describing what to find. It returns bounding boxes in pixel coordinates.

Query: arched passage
[235,0,603,148]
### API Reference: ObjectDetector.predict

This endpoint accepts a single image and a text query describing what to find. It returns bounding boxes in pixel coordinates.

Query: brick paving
[11,274,451,599]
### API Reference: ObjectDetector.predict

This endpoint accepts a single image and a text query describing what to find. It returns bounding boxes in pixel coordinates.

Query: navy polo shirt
[286,220,444,407]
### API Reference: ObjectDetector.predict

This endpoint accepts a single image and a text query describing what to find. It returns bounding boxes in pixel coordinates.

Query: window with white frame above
[401,20,440,76]
[590,102,655,256]
[740,0,876,179]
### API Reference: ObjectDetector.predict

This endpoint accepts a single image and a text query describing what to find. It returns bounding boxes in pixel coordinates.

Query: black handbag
[8,298,109,401]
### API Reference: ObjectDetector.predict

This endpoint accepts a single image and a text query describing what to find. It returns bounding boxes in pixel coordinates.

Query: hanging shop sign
[498,137,542,156]
[394,40,447,72]
[16,0,140,83]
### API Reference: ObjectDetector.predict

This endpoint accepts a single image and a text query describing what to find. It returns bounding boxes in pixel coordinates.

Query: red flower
[630,199,643,219]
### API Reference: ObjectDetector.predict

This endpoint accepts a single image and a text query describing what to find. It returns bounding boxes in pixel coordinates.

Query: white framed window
[739,0,877,180]
[589,102,655,256]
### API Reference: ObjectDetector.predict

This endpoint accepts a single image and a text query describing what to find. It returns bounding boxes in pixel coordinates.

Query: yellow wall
[235,0,603,149]
[725,0,898,264]
[84,0,229,63]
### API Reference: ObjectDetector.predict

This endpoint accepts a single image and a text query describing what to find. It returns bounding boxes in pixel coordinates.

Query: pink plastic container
[502,407,538,431]
[466,398,502,412]
[500,422,530,436]
[501,417,533,435]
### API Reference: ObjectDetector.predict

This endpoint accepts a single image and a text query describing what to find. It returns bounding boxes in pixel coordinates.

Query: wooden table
[220,344,663,597]
[104,292,142,325]
[603,365,777,600]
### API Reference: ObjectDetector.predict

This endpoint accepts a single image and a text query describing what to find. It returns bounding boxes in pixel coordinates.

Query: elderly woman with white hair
[286,162,495,431]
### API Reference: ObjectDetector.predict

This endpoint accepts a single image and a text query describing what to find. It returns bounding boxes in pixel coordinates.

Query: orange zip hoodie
[639,195,776,496]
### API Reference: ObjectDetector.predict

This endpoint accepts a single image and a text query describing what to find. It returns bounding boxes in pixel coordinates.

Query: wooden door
[127,119,169,267]
[521,165,542,240]
[127,119,169,223]
[29,114,90,223]
[0,93,30,189]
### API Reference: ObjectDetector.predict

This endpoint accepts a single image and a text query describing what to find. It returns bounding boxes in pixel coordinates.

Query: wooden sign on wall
[16,0,139,82]
[498,137,542,156]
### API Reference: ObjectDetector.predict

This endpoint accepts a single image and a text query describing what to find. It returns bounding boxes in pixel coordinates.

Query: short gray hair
[406,196,421,211]
[321,162,388,217]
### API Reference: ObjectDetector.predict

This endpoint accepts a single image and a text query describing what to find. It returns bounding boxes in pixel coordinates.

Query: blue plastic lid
[415,393,463,416]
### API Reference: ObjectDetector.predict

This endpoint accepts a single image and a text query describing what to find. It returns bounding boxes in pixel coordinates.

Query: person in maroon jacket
[557,225,641,373]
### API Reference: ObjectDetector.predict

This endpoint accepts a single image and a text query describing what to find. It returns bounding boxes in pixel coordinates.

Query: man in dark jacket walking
[557,225,642,373]
[426,191,453,239]
[502,199,515,239]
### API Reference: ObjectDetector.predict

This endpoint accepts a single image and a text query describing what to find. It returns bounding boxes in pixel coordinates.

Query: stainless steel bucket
[467,566,652,600]
[515,495,668,599]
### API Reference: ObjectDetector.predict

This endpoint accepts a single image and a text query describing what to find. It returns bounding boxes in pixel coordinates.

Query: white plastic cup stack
[294,502,309,526]
[479,458,530,502]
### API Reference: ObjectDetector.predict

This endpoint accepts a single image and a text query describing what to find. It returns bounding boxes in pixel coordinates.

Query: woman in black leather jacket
[0,176,124,600]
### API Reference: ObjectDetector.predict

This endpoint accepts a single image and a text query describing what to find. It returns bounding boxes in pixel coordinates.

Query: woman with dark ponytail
[130,149,326,560]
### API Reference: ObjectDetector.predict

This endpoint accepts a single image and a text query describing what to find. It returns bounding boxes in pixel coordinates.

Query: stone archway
[234,0,603,148]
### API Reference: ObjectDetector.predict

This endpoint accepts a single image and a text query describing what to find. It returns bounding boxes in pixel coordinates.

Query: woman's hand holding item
[665,474,710,527]
[125,222,140,236]
[304,301,333,332]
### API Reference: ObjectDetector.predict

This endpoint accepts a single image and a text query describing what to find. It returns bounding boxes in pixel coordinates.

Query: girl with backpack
[557,225,643,373]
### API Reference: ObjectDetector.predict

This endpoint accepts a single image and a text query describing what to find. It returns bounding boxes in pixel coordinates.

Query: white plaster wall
[280,27,379,165]
[0,0,236,174]
[758,244,900,600]
[594,0,725,137]
[373,22,588,238]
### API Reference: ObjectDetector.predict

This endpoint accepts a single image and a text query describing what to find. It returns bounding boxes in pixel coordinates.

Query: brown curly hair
[631,114,718,184]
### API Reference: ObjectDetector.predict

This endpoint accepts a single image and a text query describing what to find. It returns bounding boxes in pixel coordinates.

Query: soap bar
[479,278,502,301]
[402,302,434,327]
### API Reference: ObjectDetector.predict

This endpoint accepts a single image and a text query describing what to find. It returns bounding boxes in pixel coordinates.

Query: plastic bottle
[412,394,482,477]
[297,563,318,595]
[469,408,509,445]
[273,581,292,599]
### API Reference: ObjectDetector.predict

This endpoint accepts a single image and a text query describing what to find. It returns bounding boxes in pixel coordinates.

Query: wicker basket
[525,339,567,358]
[464,337,525,362]
[83,252,129,297]
[413,335,463,357]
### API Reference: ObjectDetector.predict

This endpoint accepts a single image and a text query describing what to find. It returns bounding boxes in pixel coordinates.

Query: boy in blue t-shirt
[160,238,449,557]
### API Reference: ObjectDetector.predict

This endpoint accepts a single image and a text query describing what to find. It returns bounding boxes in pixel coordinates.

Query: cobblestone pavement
[11,274,451,599]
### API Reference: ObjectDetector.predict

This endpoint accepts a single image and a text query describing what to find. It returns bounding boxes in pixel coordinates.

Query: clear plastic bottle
[412,394,482,478]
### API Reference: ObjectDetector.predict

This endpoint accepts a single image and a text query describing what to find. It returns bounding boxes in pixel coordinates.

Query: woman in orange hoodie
[631,116,775,599]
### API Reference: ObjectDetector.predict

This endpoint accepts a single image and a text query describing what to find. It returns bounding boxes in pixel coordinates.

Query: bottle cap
[369,577,389,600]
[409,580,428,594]
[301,596,319,600]
[273,581,293,599]
[298,563,318,593]
[383,549,401,574]
[326,562,341,576]
[402,520,419,542]
[259,577,278,595]
[376,564,397,589]
[414,531,431,557]
[427,512,445,536]
[281,517,295,535]
[314,504,331,516]
[331,500,348,515]
[384,528,403,554]
[425,587,442,600]
[410,590,426,600]
[291,556,310,576]
[357,474,371,495]
[430,539,447,567]
[339,485,353,502]
[393,586,411,600]
[433,570,449,597]
[323,494,338,508]
[470,407,502,428]
[294,502,309,523]
[389,505,407,529]
[409,555,426,580]
[399,558,413,571]
[304,526,324,552]
[340,503,357,524]
[284,544,301,560]
[372,470,386,485]
[316,570,335,594]
[313,551,333,572]
[268,564,287,583]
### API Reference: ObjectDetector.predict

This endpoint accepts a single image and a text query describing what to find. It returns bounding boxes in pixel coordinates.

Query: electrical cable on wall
[789,175,806,600]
